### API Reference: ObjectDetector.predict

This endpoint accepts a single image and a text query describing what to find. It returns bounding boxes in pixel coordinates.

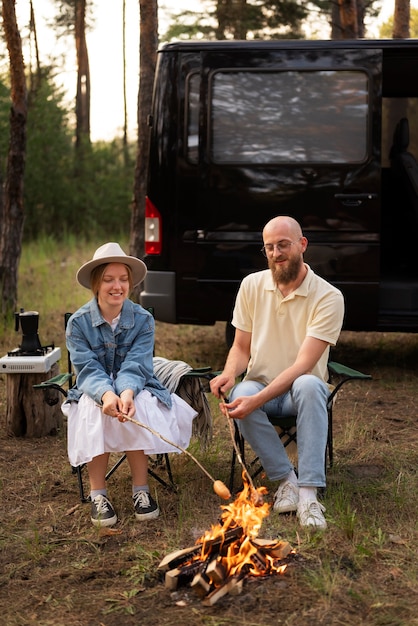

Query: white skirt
[63,390,197,467]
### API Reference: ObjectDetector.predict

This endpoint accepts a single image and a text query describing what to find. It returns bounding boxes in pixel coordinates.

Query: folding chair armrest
[33,372,73,399]
[328,361,371,380]
[183,366,213,377]
[327,360,371,405]
[33,372,73,389]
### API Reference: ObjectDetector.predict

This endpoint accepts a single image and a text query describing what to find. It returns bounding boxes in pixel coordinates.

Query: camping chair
[228,361,371,493]
[34,311,213,502]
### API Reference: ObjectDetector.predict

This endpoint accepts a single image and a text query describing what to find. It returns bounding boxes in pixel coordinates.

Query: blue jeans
[229,374,329,487]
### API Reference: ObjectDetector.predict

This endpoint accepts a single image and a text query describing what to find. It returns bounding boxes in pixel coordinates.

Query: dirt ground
[0,325,417,626]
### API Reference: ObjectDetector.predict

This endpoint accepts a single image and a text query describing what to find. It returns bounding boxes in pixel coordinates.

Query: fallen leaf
[388,534,407,545]
[99,527,123,536]
[388,567,403,579]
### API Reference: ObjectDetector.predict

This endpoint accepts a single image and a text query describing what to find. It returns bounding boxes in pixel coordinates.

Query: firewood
[250,549,269,574]
[158,545,201,571]
[190,572,212,598]
[251,538,292,560]
[164,559,204,590]
[159,526,243,571]
[202,574,244,606]
[228,578,244,596]
[165,568,183,591]
[206,558,226,585]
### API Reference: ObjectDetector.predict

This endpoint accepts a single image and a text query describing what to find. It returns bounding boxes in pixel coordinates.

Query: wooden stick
[122,413,231,499]
[220,394,256,492]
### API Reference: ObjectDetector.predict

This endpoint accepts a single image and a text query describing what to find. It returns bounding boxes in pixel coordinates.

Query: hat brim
[76,256,147,289]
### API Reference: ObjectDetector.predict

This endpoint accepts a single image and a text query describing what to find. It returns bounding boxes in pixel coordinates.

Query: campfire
[158,475,295,605]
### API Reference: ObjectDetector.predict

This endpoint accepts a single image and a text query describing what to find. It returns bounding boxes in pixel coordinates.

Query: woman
[62,242,196,527]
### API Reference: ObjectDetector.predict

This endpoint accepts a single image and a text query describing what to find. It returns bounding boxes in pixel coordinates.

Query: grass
[0,239,417,625]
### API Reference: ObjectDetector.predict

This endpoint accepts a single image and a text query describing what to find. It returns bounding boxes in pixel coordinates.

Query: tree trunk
[216,0,248,40]
[0,0,27,316]
[5,363,63,437]
[129,0,158,287]
[337,0,359,38]
[75,0,90,149]
[332,0,367,39]
[122,0,130,168]
[29,0,42,95]
[393,0,410,38]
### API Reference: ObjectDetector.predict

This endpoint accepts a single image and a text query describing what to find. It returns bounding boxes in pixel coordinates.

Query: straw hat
[76,242,147,289]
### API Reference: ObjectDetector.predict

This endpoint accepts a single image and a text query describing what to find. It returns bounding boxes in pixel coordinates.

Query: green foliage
[58,139,135,240]
[0,70,134,241]
[23,71,74,239]
[379,7,418,38]
[162,0,309,42]
[51,0,96,35]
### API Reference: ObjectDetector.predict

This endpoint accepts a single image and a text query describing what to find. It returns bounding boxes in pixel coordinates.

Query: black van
[140,39,418,335]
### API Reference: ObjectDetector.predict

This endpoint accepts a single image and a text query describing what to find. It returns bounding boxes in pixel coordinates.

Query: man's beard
[269,255,303,285]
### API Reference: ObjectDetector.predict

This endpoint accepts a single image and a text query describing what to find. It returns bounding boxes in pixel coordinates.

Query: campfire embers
[158,475,295,605]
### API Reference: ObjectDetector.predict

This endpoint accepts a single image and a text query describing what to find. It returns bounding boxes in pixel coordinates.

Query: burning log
[252,537,293,560]
[164,560,205,591]
[158,526,243,574]
[158,474,295,605]
[206,558,226,585]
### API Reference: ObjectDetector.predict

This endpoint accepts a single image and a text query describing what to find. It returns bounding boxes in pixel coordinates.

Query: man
[210,215,344,530]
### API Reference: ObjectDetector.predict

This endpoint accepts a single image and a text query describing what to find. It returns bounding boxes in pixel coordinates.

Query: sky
[15,0,194,141]
[13,0,418,142]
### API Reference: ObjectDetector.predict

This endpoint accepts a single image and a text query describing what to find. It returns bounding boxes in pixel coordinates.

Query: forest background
[0,5,417,623]
[0,0,417,317]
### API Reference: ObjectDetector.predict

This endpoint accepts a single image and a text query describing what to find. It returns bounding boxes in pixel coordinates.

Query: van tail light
[145,197,162,255]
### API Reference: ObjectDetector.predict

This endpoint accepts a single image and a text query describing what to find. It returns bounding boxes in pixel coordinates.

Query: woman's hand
[101,390,125,421]
[119,389,135,418]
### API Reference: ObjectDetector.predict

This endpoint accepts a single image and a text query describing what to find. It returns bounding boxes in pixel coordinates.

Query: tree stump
[5,362,63,437]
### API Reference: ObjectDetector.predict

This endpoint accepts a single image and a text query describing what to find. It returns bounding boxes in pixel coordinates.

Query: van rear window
[208,70,369,164]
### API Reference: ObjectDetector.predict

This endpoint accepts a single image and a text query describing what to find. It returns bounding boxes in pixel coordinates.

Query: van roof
[159,39,418,53]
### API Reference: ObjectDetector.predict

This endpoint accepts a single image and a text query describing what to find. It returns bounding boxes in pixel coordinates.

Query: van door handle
[334,193,377,207]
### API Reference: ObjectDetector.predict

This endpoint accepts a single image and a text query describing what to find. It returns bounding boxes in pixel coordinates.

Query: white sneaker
[273,481,299,513]
[297,500,327,530]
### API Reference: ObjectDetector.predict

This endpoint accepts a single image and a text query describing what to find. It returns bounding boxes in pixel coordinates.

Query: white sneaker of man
[273,480,299,513]
[297,499,327,530]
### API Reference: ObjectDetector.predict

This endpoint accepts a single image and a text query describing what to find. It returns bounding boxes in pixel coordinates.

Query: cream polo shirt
[231,264,345,385]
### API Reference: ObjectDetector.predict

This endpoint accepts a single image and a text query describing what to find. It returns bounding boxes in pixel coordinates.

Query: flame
[194,473,289,579]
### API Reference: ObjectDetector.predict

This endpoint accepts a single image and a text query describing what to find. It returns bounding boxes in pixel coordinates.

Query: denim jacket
[65,298,172,408]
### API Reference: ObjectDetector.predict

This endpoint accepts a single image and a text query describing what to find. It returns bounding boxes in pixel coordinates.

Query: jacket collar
[88,298,135,329]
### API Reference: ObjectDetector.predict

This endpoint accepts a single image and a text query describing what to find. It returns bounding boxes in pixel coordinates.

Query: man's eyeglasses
[261,239,300,257]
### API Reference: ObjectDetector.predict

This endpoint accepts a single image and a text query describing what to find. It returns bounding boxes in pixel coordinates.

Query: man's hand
[220,394,260,420]
[210,372,236,398]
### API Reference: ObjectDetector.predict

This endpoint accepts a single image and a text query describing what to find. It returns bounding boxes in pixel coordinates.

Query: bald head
[263,215,303,241]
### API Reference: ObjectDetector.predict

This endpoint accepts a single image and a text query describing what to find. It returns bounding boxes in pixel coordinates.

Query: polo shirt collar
[264,263,312,297]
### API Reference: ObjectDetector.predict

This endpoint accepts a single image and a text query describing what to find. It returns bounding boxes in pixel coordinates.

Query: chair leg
[72,464,90,503]
[228,412,331,494]
[327,405,334,468]
[148,454,176,491]
[105,454,127,481]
